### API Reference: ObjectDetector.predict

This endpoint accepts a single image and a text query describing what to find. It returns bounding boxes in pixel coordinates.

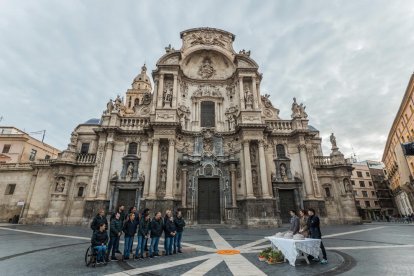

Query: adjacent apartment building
[382,73,414,215]
[350,161,381,220]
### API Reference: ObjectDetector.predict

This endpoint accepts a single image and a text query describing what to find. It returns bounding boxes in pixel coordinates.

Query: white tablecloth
[265,236,321,266]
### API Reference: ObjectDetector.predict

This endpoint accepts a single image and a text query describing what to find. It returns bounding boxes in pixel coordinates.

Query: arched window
[128,142,138,155]
[276,144,286,158]
[134,98,139,106]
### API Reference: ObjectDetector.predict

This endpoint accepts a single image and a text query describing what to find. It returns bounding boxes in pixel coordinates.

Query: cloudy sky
[1,0,414,161]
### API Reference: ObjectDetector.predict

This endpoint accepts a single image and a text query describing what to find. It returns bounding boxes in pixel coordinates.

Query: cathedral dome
[132,64,152,90]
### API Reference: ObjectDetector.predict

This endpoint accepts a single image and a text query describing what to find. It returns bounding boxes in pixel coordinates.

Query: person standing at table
[298,209,309,238]
[307,208,328,264]
[289,210,300,234]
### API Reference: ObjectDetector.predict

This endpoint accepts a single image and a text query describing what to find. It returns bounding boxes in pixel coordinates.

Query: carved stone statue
[245,87,254,109]
[330,133,338,149]
[55,177,65,193]
[160,147,168,165]
[198,57,215,79]
[261,94,273,108]
[280,163,287,179]
[344,178,352,193]
[250,146,256,164]
[163,87,173,104]
[138,170,145,182]
[299,103,308,118]
[114,95,123,111]
[70,132,78,145]
[111,170,119,180]
[182,142,190,153]
[291,97,301,118]
[228,114,236,130]
[160,168,167,184]
[271,172,276,181]
[106,99,114,114]
[180,115,186,129]
[126,162,134,181]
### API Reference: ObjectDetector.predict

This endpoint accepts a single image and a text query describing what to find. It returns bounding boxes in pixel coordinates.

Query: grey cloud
[0,0,413,161]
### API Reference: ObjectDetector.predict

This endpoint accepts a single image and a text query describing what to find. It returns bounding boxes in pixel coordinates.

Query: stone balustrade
[76,153,96,164]
[0,162,32,169]
[120,118,149,130]
[266,120,293,132]
[314,156,332,166]
[37,159,53,165]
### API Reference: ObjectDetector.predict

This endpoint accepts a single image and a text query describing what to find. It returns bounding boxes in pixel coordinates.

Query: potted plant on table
[267,249,284,265]
[258,247,272,262]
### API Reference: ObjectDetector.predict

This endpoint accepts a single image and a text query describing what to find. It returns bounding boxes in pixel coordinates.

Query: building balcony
[120,118,149,131]
[266,120,293,132]
[76,153,96,164]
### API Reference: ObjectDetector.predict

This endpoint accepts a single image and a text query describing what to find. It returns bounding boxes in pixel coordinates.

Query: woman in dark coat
[307,208,328,264]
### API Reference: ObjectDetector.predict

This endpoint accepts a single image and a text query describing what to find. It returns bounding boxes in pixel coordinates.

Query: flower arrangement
[258,247,272,262]
[266,249,284,265]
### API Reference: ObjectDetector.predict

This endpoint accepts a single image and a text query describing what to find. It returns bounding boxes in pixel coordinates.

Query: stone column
[164,139,175,199]
[239,76,244,110]
[298,144,314,197]
[258,140,271,198]
[98,140,114,199]
[230,163,237,207]
[181,166,187,207]
[148,139,160,199]
[152,77,158,113]
[172,74,178,108]
[143,141,152,198]
[157,74,164,108]
[243,140,255,199]
[252,76,259,109]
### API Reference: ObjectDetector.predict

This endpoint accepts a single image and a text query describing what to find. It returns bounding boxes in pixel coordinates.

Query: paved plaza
[0,223,414,275]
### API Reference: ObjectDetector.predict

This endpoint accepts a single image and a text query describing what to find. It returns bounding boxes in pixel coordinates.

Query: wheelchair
[85,245,108,267]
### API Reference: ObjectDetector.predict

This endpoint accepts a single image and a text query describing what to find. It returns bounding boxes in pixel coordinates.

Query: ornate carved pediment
[181,28,234,53]
[192,84,222,98]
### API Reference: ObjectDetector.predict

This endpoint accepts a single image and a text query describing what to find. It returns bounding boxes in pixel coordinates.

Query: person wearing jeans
[149,212,163,258]
[135,214,150,259]
[174,210,186,254]
[91,223,108,264]
[108,212,122,261]
[165,215,176,255]
[122,213,137,260]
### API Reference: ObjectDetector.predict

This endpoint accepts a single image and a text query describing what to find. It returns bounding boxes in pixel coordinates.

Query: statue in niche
[280,163,287,179]
[158,167,167,194]
[228,114,236,130]
[252,170,259,194]
[250,146,257,164]
[111,170,119,180]
[227,139,235,154]
[163,87,173,104]
[344,178,352,193]
[106,99,114,113]
[180,115,186,129]
[160,146,168,166]
[330,133,338,149]
[126,162,134,181]
[245,87,254,109]
[55,177,65,193]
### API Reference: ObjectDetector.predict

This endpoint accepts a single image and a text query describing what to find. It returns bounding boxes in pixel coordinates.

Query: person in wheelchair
[91,222,109,264]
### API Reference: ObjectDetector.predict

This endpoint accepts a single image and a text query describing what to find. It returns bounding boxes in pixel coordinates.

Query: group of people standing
[90,205,186,264]
[288,208,328,264]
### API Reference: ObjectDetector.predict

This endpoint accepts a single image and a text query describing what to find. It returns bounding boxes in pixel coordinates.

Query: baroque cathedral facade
[7,28,360,226]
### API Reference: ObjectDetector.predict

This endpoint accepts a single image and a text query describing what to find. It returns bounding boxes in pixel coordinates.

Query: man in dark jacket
[164,215,176,255]
[91,223,109,264]
[173,210,186,254]
[91,208,108,232]
[289,210,300,234]
[108,212,122,261]
[149,212,163,258]
[122,213,137,260]
[135,213,150,259]
[307,208,328,264]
